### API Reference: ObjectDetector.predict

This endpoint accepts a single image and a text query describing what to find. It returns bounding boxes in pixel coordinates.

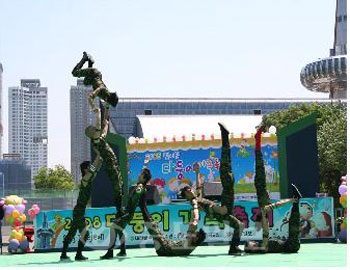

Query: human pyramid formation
[59,52,303,261]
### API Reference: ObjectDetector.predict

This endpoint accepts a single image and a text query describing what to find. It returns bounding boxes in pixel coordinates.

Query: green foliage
[261,102,347,204]
[34,165,76,190]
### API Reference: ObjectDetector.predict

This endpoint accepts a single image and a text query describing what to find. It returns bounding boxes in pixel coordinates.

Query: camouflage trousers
[266,202,300,253]
[96,139,124,212]
[219,133,241,247]
[254,150,300,253]
[62,182,92,250]
[107,185,146,251]
[139,194,200,256]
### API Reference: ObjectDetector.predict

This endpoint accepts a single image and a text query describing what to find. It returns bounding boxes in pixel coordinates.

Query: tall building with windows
[0,63,3,156]
[8,79,48,183]
[70,79,94,183]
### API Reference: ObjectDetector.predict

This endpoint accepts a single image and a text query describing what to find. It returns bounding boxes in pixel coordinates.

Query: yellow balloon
[12,210,20,218]
[15,232,23,241]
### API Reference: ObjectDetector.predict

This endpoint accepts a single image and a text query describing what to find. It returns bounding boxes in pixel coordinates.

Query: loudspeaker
[129,185,160,205]
[203,182,223,201]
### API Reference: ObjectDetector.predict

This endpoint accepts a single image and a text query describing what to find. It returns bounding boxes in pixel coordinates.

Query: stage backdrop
[33,197,334,251]
[127,136,280,203]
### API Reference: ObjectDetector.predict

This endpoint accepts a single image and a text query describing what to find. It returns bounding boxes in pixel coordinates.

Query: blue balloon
[19,239,29,251]
[8,239,20,252]
[338,229,347,243]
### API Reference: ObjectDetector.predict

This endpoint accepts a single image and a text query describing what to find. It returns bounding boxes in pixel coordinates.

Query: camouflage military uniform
[217,124,242,251]
[264,202,300,253]
[72,52,118,107]
[102,183,147,257]
[253,127,300,253]
[92,137,124,213]
[139,194,204,256]
[61,159,102,260]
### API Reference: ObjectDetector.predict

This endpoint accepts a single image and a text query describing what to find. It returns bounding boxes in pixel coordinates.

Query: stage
[0,243,347,268]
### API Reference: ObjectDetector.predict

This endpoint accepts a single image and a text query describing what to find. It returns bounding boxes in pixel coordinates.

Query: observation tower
[300,0,347,99]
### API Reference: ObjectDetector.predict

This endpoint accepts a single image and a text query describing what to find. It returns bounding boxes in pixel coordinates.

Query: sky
[0,0,335,170]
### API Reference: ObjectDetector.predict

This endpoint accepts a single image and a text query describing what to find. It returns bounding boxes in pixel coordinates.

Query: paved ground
[0,242,347,268]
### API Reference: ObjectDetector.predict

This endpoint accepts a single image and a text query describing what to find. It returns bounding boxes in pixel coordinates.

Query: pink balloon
[31,204,38,209]
[339,184,347,196]
[33,207,40,215]
[29,213,36,219]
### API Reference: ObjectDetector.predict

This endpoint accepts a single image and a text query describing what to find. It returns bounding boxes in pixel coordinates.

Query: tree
[261,102,347,205]
[34,165,76,190]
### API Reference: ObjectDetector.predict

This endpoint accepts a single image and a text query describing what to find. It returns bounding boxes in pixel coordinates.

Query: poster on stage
[127,137,280,203]
[33,197,334,251]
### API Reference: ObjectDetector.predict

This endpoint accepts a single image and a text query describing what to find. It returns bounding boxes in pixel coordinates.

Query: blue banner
[34,197,334,251]
[127,138,280,203]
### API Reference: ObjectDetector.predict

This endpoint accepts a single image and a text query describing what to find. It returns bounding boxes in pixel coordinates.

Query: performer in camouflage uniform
[179,123,244,255]
[139,188,206,256]
[60,151,103,261]
[244,126,301,253]
[100,159,152,259]
[72,52,118,112]
[85,102,124,218]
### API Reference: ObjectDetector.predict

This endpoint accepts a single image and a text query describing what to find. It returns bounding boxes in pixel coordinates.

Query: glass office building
[110,97,341,139]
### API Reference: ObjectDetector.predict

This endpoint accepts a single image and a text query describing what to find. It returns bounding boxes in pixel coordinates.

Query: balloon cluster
[338,175,347,243]
[1,195,27,227]
[0,195,41,253]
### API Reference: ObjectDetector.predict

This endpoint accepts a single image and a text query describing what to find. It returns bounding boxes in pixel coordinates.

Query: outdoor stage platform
[0,242,347,268]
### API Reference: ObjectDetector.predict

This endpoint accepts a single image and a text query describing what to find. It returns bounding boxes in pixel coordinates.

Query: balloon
[12,210,20,218]
[4,204,15,216]
[338,229,347,243]
[33,207,40,215]
[27,208,36,219]
[339,194,347,208]
[15,204,25,214]
[15,232,23,241]
[28,210,36,219]
[338,184,347,196]
[6,215,14,225]
[5,195,23,206]
[5,215,11,223]
[31,204,38,209]
[13,218,22,227]
[19,239,29,250]
[8,239,20,252]
[10,230,17,238]
[340,222,346,231]
[19,214,27,223]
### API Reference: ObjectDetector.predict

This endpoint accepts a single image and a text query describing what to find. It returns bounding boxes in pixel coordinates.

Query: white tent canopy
[135,114,263,140]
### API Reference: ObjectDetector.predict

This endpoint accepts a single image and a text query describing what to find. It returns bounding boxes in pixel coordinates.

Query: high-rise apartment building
[70,79,94,183]
[8,79,48,183]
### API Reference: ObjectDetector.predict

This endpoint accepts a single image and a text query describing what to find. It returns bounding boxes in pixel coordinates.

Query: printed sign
[127,137,280,203]
[34,197,334,251]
